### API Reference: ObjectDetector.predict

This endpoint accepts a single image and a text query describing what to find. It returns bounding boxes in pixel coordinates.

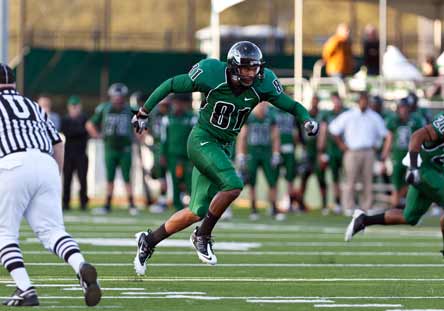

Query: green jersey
[321,108,346,156]
[143,58,310,143]
[421,113,444,173]
[386,114,423,158]
[160,111,197,157]
[90,102,133,148]
[246,110,276,151]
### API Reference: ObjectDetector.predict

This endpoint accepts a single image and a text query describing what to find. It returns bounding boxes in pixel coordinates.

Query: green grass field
[3,208,444,311]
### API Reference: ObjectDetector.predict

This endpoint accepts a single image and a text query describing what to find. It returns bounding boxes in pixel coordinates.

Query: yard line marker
[315,304,403,308]
[1,277,444,283]
[20,263,444,268]
[22,250,443,257]
[247,299,335,303]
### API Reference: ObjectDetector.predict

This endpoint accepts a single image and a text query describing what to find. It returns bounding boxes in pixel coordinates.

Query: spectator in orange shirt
[322,23,354,78]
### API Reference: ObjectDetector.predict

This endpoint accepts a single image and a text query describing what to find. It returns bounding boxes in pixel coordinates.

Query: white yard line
[21,250,443,257]
[247,299,335,303]
[20,263,444,267]
[315,304,403,308]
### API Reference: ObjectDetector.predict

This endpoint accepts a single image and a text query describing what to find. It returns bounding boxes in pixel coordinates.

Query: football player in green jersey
[86,83,138,215]
[237,101,282,220]
[131,41,318,274]
[406,91,432,125]
[345,113,444,247]
[160,94,197,211]
[298,95,327,212]
[380,98,423,209]
[318,92,346,214]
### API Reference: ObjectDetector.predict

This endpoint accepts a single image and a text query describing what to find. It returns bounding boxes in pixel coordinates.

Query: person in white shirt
[329,92,387,215]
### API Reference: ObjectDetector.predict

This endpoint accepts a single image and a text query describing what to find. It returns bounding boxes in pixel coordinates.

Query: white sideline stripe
[20,263,444,267]
[62,288,145,291]
[120,292,207,295]
[247,299,334,303]
[24,238,261,250]
[22,250,443,257]
[315,304,403,308]
[4,278,444,283]
[271,242,442,247]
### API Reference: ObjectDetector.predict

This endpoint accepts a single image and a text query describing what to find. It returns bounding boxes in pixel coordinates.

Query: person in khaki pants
[329,92,387,215]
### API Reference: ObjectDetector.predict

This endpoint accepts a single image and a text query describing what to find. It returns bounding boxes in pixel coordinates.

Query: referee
[0,64,101,306]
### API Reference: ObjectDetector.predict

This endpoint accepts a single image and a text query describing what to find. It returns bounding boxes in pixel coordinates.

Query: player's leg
[298,159,313,211]
[77,154,89,210]
[262,157,280,218]
[316,163,328,213]
[345,185,432,241]
[102,147,118,213]
[150,148,168,212]
[134,166,215,274]
[25,153,101,306]
[246,155,259,217]
[168,155,184,211]
[62,155,74,210]
[186,132,243,262]
[342,151,360,215]
[391,160,407,208]
[0,159,38,306]
[120,147,136,214]
[282,153,297,211]
[330,153,343,212]
[360,150,375,211]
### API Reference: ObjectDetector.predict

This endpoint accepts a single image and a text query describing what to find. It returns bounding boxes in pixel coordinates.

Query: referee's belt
[4,148,50,158]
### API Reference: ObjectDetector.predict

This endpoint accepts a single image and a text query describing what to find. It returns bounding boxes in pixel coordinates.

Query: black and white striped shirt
[0,88,61,159]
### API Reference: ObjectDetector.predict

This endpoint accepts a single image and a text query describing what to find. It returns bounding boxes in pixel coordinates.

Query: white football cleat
[344,209,366,242]
[190,227,217,265]
[133,231,155,275]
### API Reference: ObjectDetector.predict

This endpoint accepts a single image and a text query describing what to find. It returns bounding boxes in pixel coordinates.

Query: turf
[2,208,444,310]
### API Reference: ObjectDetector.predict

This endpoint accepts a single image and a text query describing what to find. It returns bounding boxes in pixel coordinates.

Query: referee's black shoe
[3,286,39,306]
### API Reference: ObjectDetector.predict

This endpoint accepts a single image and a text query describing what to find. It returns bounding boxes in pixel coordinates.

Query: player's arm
[141,74,195,114]
[408,125,439,168]
[86,103,105,139]
[329,113,348,152]
[380,131,393,161]
[236,125,248,170]
[52,141,64,174]
[271,124,281,167]
[317,121,328,153]
[85,121,101,139]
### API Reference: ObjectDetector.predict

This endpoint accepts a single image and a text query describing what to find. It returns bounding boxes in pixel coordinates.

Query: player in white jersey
[0,64,101,307]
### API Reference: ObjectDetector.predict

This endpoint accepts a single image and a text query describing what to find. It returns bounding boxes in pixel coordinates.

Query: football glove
[236,154,247,171]
[304,120,319,136]
[271,152,281,168]
[405,168,420,185]
[132,108,149,134]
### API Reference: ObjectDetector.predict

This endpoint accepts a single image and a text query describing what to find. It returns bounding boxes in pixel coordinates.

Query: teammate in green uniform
[146,97,170,213]
[131,41,318,274]
[406,91,432,125]
[298,95,326,212]
[345,113,444,248]
[237,101,282,220]
[380,98,423,209]
[86,83,138,215]
[160,94,197,211]
[272,106,303,212]
[318,92,346,214]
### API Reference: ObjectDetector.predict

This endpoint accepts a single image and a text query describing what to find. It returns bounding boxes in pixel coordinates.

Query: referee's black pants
[63,154,88,210]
